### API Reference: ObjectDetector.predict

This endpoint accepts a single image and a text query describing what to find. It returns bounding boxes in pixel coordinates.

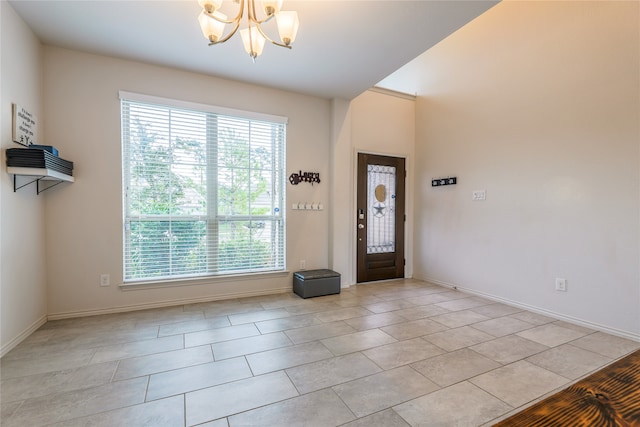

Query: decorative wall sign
[432,177,457,187]
[289,170,320,185]
[12,103,38,146]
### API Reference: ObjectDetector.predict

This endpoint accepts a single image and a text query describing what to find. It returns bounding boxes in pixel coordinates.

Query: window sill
[119,270,291,291]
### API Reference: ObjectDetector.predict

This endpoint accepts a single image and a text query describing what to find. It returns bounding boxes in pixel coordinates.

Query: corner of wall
[1,1,48,356]
[329,98,355,286]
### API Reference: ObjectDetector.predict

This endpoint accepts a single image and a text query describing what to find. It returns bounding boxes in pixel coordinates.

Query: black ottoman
[293,269,341,298]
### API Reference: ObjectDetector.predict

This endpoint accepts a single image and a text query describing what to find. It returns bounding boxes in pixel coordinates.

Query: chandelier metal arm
[208,19,241,45]
[255,24,292,49]
[204,0,243,44]
[205,11,238,25]
[245,0,290,49]
[207,0,244,24]
[247,0,275,25]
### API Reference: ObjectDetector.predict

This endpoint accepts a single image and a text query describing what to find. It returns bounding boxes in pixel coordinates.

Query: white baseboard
[1,314,47,358]
[47,286,292,320]
[48,275,416,320]
[422,277,640,342]
[341,275,414,289]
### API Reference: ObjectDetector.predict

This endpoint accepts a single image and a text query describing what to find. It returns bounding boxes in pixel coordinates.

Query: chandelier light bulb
[240,26,266,59]
[276,11,299,46]
[262,0,283,16]
[198,10,227,43]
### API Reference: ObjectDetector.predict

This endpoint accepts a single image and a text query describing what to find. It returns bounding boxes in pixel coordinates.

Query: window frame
[120,91,287,284]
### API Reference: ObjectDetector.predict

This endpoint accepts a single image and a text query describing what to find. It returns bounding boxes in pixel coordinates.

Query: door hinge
[404,259,406,266]
[404,214,406,222]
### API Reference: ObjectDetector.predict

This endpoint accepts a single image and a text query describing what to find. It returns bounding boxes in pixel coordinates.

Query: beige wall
[1,25,414,349]
[42,47,331,317]
[412,1,640,337]
[10,0,633,350]
[330,90,415,285]
[351,90,415,280]
[40,47,414,316]
[1,2,48,355]
[329,98,354,284]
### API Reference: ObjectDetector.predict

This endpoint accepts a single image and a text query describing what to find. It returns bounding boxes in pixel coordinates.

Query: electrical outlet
[555,278,567,292]
[299,260,306,270]
[100,274,110,287]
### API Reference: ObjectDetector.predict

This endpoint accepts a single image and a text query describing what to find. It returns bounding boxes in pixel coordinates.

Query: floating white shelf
[7,166,74,194]
[8,167,74,182]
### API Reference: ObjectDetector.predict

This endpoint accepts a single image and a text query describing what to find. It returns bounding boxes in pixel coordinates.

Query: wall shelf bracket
[8,167,74,195]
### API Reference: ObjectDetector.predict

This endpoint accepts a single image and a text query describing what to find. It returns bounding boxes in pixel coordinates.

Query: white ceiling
[9,0,498,100]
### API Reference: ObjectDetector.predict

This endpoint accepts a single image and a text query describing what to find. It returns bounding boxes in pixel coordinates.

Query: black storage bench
[293,269,341,298]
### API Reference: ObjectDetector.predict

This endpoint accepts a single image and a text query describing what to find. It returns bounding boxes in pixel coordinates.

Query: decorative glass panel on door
[367,164,396,254]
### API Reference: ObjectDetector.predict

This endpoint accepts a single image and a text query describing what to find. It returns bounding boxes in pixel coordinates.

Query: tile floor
[1,279,639,426]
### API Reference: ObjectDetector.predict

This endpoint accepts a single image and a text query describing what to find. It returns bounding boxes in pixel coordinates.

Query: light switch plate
[472,190,486,201]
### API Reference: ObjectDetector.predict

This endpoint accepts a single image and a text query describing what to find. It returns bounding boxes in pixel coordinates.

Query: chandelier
[197,0,300,61]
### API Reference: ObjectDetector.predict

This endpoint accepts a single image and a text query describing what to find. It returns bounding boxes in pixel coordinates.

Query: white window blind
[121,93,286,282]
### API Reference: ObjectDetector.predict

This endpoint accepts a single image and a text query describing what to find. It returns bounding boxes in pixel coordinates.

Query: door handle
[358,224,365,229]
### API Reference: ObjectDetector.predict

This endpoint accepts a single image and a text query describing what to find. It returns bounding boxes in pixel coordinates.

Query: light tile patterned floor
[2,279,639,427]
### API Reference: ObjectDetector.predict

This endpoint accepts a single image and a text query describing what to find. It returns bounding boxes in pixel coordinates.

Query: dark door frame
[356,152,406,283]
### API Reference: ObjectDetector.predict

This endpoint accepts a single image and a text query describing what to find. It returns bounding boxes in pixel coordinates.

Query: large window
[120,92,286,282]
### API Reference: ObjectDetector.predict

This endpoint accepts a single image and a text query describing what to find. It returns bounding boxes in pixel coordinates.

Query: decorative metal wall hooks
[289,170,320,185]
[431,176,457,187]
